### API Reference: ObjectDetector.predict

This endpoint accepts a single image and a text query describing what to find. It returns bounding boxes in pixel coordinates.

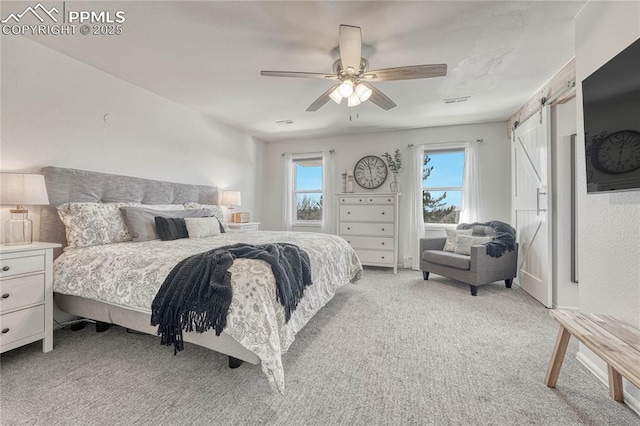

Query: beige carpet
[1,268,638,425]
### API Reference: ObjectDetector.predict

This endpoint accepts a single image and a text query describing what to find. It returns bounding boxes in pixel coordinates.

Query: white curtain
[321,150,335,234]
[402,144,425,270]
[459,141,483,223]
[282,153,293,231]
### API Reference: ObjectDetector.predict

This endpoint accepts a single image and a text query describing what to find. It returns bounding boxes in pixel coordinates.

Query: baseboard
[552,305,579,311]
[575,351,640,416]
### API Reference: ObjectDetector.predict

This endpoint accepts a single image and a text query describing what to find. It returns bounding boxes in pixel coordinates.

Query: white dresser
[338,193,400,273]
[0,242,60,354]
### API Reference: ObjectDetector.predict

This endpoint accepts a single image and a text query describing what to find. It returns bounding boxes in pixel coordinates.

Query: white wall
[1,37,265,239]
[575,1,640,406]
[551,99,579,309]
[262,121,511,267]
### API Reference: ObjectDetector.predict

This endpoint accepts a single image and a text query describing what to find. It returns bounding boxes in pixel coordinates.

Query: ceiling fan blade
[364,64,447,81]
[261,71,338,79]
[365,83,397,110]
[339,25,362,74]
[306,84,340,112]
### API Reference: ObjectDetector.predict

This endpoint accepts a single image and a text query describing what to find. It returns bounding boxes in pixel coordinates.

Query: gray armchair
[420,223,518,296]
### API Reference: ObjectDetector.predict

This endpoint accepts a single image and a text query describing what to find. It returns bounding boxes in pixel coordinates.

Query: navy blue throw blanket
[150,243,312,354]
[458,221,516,258]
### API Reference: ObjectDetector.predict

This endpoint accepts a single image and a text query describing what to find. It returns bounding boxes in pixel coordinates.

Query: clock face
[592,130,640,174]
[354,155,388,189]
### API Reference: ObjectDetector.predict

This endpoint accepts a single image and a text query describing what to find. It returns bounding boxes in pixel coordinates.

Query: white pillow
[57,202,136,248]
[453,235,494,256]
[184,203,228,231]
[185,217,221,238]
[443,228,473,252]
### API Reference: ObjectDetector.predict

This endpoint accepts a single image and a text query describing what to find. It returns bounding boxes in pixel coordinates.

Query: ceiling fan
[260,25,447,112]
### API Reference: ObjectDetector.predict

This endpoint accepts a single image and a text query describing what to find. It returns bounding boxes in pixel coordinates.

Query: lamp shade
[221,190,241,207]
[0,173,49,206]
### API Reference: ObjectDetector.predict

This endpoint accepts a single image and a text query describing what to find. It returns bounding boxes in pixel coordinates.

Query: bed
[40,166,362,392]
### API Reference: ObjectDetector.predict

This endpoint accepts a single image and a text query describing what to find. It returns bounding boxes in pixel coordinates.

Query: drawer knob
[381,256,385,259]
[1,293,9,299]
[388,199,391,202]
[382,228,385,231]
[382,212,385,215]
[359,199,363,202]
[347,212,351,214]
[1,266,9,272]
[381,242,385,245]
[1,328,9,334]
[347,227,351,230]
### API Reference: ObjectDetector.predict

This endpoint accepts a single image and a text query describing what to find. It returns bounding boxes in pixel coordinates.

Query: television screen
[582,37,640,193]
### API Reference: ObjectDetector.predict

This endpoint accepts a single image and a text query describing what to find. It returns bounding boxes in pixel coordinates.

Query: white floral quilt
[54,231,362,392]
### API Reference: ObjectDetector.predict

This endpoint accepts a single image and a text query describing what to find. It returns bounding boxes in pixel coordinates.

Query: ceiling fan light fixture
[338,80,354,97]
[329,87,343,104]
[355,83,372,102]
[347,92,362,107]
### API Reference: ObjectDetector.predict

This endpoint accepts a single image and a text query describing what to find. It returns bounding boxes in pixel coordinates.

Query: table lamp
[0,173,50,245]
[221,190,241,222]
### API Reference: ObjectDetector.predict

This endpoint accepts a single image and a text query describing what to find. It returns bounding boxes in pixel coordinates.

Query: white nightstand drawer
[0,254,45,278]
[0,274,45,313]
[340,222,394,236]
[340,205,394,222]
[344,236,394,250]
[356,249,394,266]
[0,305,45,347]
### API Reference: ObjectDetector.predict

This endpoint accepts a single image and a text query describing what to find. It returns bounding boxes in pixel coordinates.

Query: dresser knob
[381,256,385,259]
[1,328,9,334]
[347,227,351,230]
[382,228,385,231]
[382,212,385,215]
[381,242,385,246]
[1,266,9,272]
[388,199,391,202]
[1,293,9,299]
[347,212,351,214]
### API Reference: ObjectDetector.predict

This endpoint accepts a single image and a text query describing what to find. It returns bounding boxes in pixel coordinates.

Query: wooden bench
[545,310,640,403]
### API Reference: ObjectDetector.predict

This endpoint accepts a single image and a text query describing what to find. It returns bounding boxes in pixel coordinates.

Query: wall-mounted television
[582,37,640,194]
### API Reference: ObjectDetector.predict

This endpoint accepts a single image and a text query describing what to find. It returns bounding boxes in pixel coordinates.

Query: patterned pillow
[184,217,221,238]
[184,203,228,232]
[443,228,473,252]
[57,202,135,248]
[453,235,494,256]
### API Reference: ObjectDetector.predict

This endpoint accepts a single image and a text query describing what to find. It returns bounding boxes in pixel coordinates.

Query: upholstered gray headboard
[39,166,219,258]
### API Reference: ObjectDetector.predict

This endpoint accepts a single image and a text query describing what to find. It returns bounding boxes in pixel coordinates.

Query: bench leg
[608,365,624,402]
[545,326,571,388]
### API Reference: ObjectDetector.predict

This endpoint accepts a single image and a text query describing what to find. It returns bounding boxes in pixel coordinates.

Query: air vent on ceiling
[443,96,470,104]
[276,119,294,125]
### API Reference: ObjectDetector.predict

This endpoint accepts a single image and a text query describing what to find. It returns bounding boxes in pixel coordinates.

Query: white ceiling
[26,1,586,142]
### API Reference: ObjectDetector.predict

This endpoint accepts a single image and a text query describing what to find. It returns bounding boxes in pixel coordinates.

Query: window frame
[292,154,323,226]
[422,148,466,225]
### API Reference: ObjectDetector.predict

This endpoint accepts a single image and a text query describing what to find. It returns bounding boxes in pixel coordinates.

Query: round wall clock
[591,130,640,174]
[354,155,388,189]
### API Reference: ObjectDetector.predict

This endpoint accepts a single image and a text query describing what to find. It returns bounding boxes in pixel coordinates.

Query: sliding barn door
[511,106,553,307]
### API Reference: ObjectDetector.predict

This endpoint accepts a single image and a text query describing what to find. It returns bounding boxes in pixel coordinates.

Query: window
[293,156,323,223]
[422,149,465,224]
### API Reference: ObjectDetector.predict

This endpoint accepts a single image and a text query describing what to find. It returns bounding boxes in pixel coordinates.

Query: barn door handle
[536,188,547,216]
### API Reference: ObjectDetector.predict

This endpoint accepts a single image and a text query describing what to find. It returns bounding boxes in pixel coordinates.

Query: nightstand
[0,242,60,353]
[227,222,261,232]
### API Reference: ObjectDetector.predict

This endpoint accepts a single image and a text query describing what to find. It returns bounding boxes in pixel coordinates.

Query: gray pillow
[119,207,210,242]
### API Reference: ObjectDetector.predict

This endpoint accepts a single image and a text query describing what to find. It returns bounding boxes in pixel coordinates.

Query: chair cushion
[423,250,471,270]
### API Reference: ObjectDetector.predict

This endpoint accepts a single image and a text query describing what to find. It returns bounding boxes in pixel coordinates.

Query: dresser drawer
[0,254,45,278]
[344,236,394,250]
[364,196,396,204]
[0,274,45,313]
[339,196,368,204]
[0,305,45,347]
[340,223,394,236]
[339,204,394,222]
[356,249,395,266]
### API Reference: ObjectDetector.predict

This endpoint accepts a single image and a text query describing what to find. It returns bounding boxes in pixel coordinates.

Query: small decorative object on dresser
[338,193,400,273]
[382,148,402,193]
[0,242,61,353]
[227,222,260,232]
